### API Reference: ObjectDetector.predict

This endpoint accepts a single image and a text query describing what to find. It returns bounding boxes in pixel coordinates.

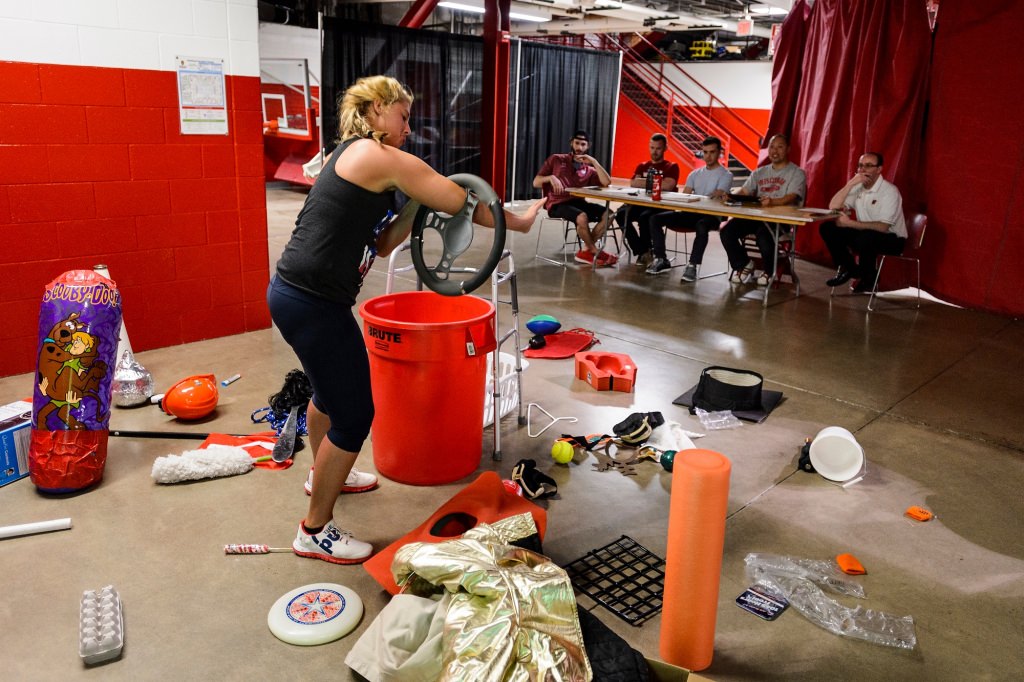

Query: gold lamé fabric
[392,514,593,681]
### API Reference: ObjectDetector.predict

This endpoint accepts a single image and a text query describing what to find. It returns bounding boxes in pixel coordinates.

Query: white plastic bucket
[808,426,864,483]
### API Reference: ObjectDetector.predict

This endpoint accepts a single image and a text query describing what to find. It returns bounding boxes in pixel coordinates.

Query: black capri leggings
[266,276,373,453]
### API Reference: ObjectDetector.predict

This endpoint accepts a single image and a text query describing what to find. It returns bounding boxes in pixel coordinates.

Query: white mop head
[151,445,256,484]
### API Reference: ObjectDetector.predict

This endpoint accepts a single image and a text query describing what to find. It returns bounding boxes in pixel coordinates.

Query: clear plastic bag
[744,553,916,650]
[745,553,865,597]
[694,408,742,430]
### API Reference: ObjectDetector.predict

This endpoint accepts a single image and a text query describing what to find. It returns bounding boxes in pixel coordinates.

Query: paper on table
[798,207,839,215]
[662,192,707,202]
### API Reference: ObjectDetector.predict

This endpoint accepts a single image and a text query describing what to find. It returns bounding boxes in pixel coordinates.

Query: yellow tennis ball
[551,441,574,464]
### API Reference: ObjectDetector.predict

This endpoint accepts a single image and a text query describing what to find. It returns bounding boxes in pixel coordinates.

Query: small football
[526,314,561,336]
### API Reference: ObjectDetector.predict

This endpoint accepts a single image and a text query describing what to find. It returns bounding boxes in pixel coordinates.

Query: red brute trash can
[359,291,496,485]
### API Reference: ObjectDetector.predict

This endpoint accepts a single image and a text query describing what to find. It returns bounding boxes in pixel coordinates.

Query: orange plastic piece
[660,449,731,672]
[362,472,547,594]
[905,505,934,522]
[836,553,867,575]
[574,351,637,392]
[162,374,219,420]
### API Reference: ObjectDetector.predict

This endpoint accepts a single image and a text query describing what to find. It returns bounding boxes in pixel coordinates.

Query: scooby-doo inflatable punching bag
[29,270,122,493]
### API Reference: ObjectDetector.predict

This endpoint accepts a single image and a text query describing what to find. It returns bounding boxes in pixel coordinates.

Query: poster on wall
[176,56,229,135]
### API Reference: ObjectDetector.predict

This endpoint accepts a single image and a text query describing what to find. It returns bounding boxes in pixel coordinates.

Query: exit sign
[737,19,754,36]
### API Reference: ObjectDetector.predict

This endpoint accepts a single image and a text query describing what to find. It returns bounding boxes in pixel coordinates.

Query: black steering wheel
[410,173,506,296]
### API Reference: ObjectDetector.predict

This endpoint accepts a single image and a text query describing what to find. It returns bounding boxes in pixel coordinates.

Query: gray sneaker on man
[680,264,698,282]
[645,258,671,275]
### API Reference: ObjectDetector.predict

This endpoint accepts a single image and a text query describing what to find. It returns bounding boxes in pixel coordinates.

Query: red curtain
[775,0,932,263]
[764,0,812,166]
[922,0,1024,314]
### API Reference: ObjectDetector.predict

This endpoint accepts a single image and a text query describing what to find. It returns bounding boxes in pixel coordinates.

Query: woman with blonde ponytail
[337,75,411,143]
[267,75,542,566]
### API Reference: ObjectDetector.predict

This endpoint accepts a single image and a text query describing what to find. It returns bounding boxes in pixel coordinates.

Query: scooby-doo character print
[32,270,122,432]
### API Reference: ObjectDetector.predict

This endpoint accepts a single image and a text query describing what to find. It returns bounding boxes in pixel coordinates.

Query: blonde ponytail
[337,75,413,144]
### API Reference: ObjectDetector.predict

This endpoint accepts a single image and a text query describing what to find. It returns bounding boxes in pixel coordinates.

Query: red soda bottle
[652,170,663,201]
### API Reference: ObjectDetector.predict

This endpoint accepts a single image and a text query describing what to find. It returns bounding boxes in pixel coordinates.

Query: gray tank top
[275,137,396,305]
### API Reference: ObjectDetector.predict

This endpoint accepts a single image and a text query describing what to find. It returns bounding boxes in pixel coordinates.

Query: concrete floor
[1,186,1022,680]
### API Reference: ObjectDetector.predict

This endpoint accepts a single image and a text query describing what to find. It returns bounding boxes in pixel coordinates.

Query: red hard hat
[162,374,219,420]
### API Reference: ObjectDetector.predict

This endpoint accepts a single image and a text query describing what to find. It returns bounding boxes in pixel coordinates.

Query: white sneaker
[755,273,770,288]
[293,520,372,564]
[305,466,379,496]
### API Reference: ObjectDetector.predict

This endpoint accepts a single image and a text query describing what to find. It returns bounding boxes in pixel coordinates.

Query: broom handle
[110,430,253,439]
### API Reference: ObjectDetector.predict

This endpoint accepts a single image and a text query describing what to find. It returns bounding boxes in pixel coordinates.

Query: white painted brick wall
[0,0,258,75]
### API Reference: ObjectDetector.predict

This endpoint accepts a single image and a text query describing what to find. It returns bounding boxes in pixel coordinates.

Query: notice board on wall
[176,56,228,135]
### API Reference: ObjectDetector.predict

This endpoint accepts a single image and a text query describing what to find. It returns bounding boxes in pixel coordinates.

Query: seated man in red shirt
[613,133,680,267]
[533,130,616,267]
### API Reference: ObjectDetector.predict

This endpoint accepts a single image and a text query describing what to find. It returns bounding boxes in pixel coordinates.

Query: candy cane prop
[224,544,291,555]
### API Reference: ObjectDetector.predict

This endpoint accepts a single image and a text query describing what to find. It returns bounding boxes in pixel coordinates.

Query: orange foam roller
[659,448,731,671]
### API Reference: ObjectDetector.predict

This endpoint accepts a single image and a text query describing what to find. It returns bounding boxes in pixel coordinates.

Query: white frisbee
[267,583,363,646]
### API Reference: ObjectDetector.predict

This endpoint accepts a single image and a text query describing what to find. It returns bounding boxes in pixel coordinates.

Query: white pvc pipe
[0,518,72,540]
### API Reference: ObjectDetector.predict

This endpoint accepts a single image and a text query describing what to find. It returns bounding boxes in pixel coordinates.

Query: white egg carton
[79,585,123,665]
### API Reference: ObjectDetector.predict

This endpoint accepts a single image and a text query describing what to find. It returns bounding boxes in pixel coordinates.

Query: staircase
[549,32,764,182]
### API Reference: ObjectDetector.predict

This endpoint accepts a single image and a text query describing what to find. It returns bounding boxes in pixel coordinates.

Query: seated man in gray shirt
[646,136,733,282]
[719,134,807,287]
[820,152,907,292]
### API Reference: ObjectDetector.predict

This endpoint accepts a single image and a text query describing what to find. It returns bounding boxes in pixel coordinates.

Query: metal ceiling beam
[512,11,772,37]
[400,0,441,28]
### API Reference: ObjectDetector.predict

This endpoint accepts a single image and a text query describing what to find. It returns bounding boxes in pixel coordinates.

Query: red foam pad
[574,351,637,392]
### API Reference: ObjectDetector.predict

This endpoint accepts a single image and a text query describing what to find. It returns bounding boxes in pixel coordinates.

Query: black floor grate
[563,535,665,626]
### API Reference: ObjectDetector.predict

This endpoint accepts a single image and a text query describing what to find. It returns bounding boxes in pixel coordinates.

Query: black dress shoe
[851,278,874,294]
[826,270,853,287]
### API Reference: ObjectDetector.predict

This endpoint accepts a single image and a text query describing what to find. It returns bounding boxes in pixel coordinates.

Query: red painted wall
[710,107,769,168]
[0,61,271,378]
[613,96,769,180]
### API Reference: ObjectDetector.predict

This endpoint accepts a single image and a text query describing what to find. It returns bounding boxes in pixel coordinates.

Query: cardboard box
[646,658,714,682]
[0,399,33,487]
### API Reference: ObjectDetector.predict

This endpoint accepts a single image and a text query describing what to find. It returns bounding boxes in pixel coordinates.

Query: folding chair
[743,228,799,291]
[662,219,727,279]
[534,214,580,267]
[601,219,626,264]
[868,214,927,311]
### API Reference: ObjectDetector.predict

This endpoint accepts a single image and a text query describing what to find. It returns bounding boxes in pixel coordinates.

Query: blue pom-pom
[526,314,561,336]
